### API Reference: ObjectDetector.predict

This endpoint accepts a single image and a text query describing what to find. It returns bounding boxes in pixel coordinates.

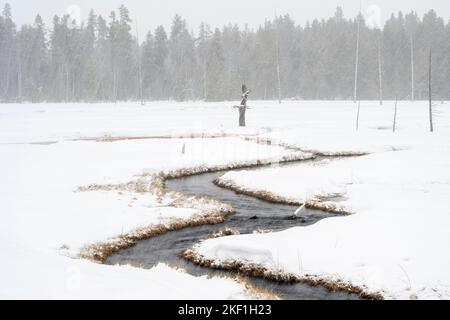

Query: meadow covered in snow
[1,100,449,299]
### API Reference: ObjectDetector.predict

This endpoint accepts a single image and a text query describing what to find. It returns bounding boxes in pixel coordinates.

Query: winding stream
[106,164,360,300]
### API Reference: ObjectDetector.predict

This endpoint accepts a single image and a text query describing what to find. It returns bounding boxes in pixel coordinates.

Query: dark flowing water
[106,166,360,300]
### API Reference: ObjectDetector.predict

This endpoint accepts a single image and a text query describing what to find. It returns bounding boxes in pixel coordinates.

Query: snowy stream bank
[106,163,365,299]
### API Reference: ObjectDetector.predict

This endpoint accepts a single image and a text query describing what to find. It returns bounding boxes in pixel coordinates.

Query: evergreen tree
[205,28,225,101]
[196,22,212,100]
[0,3,17,101]
[93,15,112,101]
[1,4,450,102]
[16,15,48,102]
[152,25,169,99]
[168,15,196,100]
[115,5,135,100]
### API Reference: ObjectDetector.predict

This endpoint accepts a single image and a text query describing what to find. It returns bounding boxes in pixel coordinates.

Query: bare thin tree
[353,9,361,103]
[65,64,70,102]
[17,40,22,102]
[113,71,117,103]
[429,48,433,132]
[135,19,144,105]
[410,33,415,101]
[274,14,282,104]
[378,32,383,105]
[393,97,398,132]
[2,50,12,98]
[356,100,361,131]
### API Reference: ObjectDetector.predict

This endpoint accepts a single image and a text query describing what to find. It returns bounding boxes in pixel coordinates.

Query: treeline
[0,3,449,103]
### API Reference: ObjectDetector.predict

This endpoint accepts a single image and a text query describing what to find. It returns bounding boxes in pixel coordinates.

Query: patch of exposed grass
[75,133,260,143]
[180,249,384,300]
[244,137,368,157]
[209,227,240,239]
[214,178,352,215]
[234,275,281,300]
[80,209,234,263]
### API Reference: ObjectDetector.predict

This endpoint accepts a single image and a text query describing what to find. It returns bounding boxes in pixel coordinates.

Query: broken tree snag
[234,84,251,127]
[238,105,246,127]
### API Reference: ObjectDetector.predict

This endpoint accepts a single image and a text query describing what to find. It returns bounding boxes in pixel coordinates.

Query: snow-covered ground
[1,100,449,299]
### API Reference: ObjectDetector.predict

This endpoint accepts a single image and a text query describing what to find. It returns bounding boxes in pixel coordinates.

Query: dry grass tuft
[234,275,281,300]
[180,249,384,300]
[214,178,301,206]
[214,178,352,216]
[80,209,234,263]
[252,228,272,234]
[75,133,261,143]
[244,137,368,157]
[209,227,240,239]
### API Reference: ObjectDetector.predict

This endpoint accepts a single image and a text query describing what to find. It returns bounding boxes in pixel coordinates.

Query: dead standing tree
[393,97,398,132]
[353,7,361,103]
[377,32,383,105]
[234,84,251,127]
[429,48,433,132]
[356,100,361,131]
[135,19,144,106]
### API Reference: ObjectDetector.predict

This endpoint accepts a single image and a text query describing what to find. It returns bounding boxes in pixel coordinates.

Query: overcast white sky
[4,0,450,34]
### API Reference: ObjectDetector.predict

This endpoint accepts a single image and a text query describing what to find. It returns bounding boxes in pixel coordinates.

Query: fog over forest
[0,3,449,102]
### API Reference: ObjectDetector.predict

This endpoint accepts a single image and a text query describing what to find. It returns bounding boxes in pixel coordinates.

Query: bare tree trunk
[226,60,232,101]
[378,34,383,105]
[275,14,282,104]
[239,106,246,127]
[203,63,207,100]
[136,20,144,105]
[275,35,281,104]
[356,100,361,131]
[17,48,22,102]
[3,51,12,98]
[429,49,433,132]
[410,34,415,101]
[353,11,361,103]
[393,97,398,132]
[113,70,117,103]
[65,65,69,102]
[236,84,250,127]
